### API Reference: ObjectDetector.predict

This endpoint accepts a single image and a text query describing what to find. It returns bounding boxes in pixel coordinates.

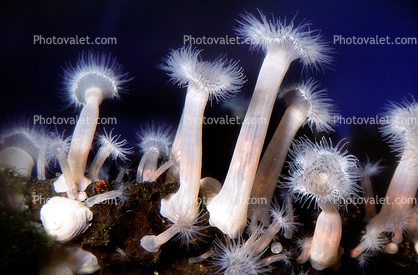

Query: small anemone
[136,123,173,156]
[140,209,208,253]
[357,155,385,178]
[83,181,133,208]
[359,231,387,256]
[356,252,373,269]
[98,128,133,162]
[87,128,133,182]
[209,235,292,275]
[136,122,174,182]
[269,202,300,237]
[171,211,209,250]
[210,237,273,275]
[285,136,361,209]
[113,242,139,267]
[295,234,313,265]
[114,181,134,207]
[46,131,71,165]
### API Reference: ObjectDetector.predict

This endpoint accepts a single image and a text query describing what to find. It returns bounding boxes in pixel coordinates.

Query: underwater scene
[1,0,417,274]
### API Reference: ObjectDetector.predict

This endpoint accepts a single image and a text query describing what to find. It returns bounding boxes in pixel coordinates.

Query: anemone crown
[136,123,173,155]
[46,132,71,163]
[62,51,131,108]
[358,156,385,178]
[235,9,333,71]
[285,136,360,208]
[210,237,273,275]
[97,129,132,161]
[160,46,246,102]
[280,77,336,133]
[379,96,418,155]
[0,119,49,160]
[269,202,299,234]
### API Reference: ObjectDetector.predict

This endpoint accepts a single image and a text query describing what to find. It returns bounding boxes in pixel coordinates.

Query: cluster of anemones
[1,9,416,275]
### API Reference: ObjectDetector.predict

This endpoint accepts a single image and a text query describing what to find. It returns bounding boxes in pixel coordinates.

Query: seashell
[38,245,100,275]
[40,196,93,243]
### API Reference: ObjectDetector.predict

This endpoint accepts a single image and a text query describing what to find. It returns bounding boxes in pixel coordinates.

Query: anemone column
[207,10,332,238]
[56,51,130,193]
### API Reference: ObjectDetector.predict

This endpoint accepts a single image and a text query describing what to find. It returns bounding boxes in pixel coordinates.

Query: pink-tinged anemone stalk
[115,163,134,184]
[351,97,418,259]
[140,46,245,253]
[57,51,131,192]
[164,117,183,183]
[136,123,173,182]
[46,132,78,200]
[285,137,360,270]
[87,129,133,182]
[249,78,336,223]
[84,182,132,208]
[207,10,332,238]
[160,46,245,223]
[140,211,209,253]
[357,156,385,222]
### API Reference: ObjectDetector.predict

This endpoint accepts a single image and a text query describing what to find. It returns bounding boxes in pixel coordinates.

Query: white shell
[271,242,283,254]
[40,197,93,243]
[38,245,100,275]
